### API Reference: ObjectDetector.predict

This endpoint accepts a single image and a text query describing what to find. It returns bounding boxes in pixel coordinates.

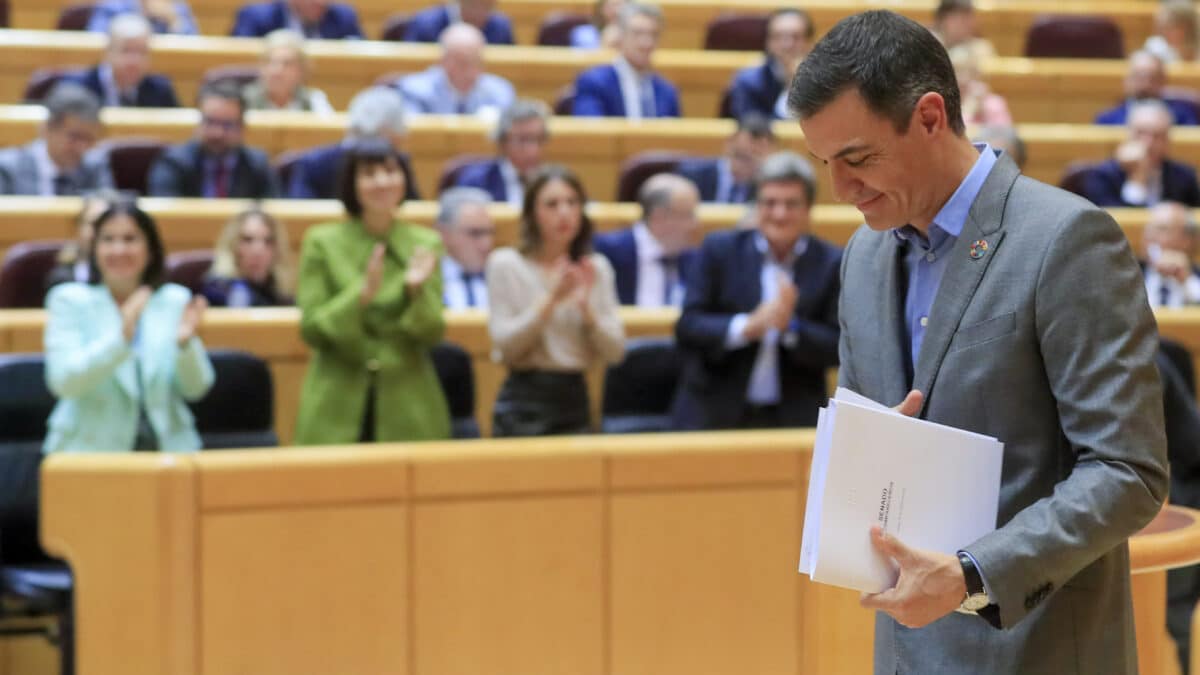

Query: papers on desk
[798,388,1003,593]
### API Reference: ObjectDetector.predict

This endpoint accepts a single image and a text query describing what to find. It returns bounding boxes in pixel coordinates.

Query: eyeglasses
[463,227,496,239]
[201,116,242,132]
[506,134,548,147]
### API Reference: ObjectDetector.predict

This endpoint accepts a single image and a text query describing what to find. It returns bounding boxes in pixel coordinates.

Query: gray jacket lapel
[911,155,1021,413]
[875,240,911,407]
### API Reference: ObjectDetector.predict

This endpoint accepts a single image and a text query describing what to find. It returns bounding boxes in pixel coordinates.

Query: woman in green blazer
[295,138,451,444]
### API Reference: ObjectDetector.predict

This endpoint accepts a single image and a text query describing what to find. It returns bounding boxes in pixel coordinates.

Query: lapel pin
[969,239,989,260]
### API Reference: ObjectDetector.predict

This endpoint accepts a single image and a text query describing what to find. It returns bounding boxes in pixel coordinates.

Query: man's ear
[913,92,949,136]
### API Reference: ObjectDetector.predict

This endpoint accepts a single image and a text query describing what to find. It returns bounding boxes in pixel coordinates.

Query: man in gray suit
[790,11,1168,675]
[0,84,112,196]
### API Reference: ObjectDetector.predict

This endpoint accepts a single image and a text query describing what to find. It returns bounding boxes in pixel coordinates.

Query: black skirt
[492,370,590,438]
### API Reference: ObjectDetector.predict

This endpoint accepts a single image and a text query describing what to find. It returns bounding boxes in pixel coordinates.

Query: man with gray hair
[593,173,699,306]
[1079,99,1200,207]
[0,83,112,195]
[437,187,496,308]
[451,99,550,205]
[1142,200,1200,307]
[66,13,179,107]
[573,2,681,118]
[287,86,421,199]
[393,23,515,116]
[671,151,840,430]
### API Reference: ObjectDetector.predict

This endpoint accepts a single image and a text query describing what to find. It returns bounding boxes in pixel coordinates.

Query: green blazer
[294,218,450,444]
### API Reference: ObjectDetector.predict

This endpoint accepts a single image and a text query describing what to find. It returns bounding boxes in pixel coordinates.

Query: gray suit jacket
[838,154,1169,675]
[0,142,113,196]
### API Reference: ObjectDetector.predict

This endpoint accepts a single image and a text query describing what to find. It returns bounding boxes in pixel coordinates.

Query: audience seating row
[2,30,1196,124]
[7,0,1159,57]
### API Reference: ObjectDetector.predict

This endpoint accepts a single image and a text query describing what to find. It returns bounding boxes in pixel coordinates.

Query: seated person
[486,165,625,436]
[86,0,198,35]
[973,125,1026,171]
[286,86,420,200]
[405,0,514,45]
[671,152,840,430]
[43,200,214,453]
[66,13,179,108]
[1144,0,1198,63]
[1096,51,1200,126]
[46,189,123,291]
[436,187,496,309]
[294,139,450,444]
[950,43,1011,127]
[0,84,112,196]
[725,8,813,120]
[451,99,550,205]
[593,173,699,307]
[231,0,362,39]
[148,82,280,198]
[242,29,334,113]
[393,23,515,116]
[1141,201,1200,308]
[676,113,776,203]
[572,2,680,118]
[202,208,295,307]
[930,0,995,63]
[1079,100,1200,207]
[571,0,624,49]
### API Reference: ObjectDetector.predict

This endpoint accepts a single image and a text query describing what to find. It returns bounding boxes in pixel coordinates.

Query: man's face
[755,180,811,252]
[1126,53,1167,100]
[500,117,548,177]
[1129,106,1172,165]
[800,88,938,231]
[288,0,328,23]
[198,96,244,156]
[442,203,496,273]
[107,35,150,90]
[727,131,776,184]
[619,13,660,71]
[44,115,101,171]
[765,13,810,71]
[1145,204,1195,255]
[443,42,484,94]
[646,186,699,255]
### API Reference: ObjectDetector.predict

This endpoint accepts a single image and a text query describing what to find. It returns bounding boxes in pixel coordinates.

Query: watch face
[962,593,990,612]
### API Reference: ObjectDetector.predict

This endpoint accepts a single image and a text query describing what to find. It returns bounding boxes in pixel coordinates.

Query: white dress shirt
[31,139,58,197]
[442,255,489,309]
[499,159,523,207]
[1145,268,1200,307]
[97,63,134,107]
[1121,169,1164,206]
[613,56,654,120]
[631,222,683,307]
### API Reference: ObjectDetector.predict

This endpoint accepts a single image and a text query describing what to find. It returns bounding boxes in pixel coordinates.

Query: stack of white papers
[798,388,1004,593]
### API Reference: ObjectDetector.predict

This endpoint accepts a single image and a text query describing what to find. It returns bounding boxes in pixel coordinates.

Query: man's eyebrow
[832,144,871,160]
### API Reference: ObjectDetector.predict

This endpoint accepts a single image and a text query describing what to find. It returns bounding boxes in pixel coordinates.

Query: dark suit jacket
[230,0,362,38]
[1079,158,1200,207]
[147,140,279,199]
[403,5,514,44]
[66,65,179,108]
[670,229,840,430]
[452,158,509,202]
[572,64,681,118]
[1095,98,1200,126]
[285,143,420,201]
[592,226,698,306]
[674,157,755,203]
[726,60,784,120]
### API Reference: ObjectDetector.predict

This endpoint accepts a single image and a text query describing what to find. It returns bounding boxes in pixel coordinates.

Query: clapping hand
[360,243,386,306]
[574,257,597,323]
[405,246,438,291]
[120,286,153,342]
[177,295,207,347]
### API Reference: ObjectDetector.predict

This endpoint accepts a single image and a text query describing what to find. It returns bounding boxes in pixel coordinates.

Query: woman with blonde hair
[202,207,295,307]
[949,43,1012,127]
[1145,0,1199,63]
[242,29,334,113]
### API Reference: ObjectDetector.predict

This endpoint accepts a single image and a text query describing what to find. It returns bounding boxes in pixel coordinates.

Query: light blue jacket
[43,282,215,454]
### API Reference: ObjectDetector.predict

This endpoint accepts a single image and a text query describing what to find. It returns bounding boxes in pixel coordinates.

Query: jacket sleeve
[43,287,132,398]
[296,231,371,363]
[174,336,215,401]
[835,232,862,392]
[287,159,317,199]
[782,249,841,370]
[229,7,258,36]
[146,153,184,197]
[571,73,608,117]
[674,238,740,364]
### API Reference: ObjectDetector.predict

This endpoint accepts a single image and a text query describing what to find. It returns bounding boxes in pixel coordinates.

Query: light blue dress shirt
[395,66,516,115]
[893,144,997,376]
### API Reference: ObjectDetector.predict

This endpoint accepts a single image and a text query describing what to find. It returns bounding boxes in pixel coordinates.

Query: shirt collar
[753,231,808,263]
[892,143,997,246]
[632,221,665,261]
[441,253,465,279]
[499,158,521,184]
[614,55,646,82]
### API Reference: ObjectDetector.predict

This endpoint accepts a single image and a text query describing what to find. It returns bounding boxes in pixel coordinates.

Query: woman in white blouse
[486,165,625,436]
[242,29,334,114]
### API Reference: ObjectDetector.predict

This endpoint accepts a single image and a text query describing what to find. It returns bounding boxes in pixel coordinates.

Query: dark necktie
[455,99,469,115]
[728,182,746,203]
[211,159,230,198]
[1161,282,1172,308]
[660,256,679,306]
[52,174,77,196]
[463,271,479,307]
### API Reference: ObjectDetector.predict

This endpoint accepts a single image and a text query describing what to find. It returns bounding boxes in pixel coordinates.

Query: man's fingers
[870,525,914,566]
[893,390,924,417]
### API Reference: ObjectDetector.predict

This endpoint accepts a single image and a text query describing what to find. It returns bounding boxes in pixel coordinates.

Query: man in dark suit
[231,0,362,39]
[572,2,680,118]
[66,13,179,108]
[451,99,549,204]
[594,173,699,307]
[725,8,813,120]
[404,0,515,45]
[1095,50,1199,126]
[1080,100,1200,207]
[286,86,420,200]
[147,82,279,198]
[0,84,112,195]
[671,152,840,430]
[676,113,777,204]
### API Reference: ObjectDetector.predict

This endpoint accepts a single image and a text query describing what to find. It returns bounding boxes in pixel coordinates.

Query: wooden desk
[31,438,1198,675]
[7,0,1158,57]
[0,29,1196,124]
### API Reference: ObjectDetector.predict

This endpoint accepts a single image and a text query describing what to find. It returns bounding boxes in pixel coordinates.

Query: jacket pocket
[949,312,1017,353]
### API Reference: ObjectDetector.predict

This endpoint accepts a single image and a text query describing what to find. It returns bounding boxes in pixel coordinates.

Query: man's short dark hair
[337,138,406,217]
[788,10,964,136]
[196,81,246,119]
[44,83,102,127]
[934,0,974,24]
[767,8,815,40]
[736,113,776,141]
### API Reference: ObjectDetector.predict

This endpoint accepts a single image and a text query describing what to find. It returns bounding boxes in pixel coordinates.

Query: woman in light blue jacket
[43,201,214,453]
